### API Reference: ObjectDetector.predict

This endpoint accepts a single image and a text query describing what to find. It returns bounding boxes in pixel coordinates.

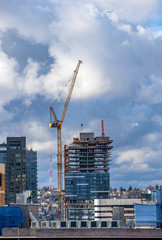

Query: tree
[155,184,159,189]
[128,186,132,191]
[120,187,123,193]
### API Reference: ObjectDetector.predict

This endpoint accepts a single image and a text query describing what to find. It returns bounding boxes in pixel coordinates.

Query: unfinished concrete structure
[64,132,113,220]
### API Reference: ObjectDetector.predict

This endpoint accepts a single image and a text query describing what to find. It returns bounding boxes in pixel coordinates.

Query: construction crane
[49,60,82,220]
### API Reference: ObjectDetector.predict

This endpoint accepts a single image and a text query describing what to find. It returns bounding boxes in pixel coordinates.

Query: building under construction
[64,131,113,220]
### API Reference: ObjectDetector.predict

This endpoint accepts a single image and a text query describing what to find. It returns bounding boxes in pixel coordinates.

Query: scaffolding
[64,132,113,220]
[64,133,113,174]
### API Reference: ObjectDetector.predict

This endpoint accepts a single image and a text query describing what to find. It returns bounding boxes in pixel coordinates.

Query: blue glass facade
[156,188,162,203]
[135,189,162,228]
[7,137,26,204]
[156,188,162,228]
[0,138,38,204]
[135,204,157,227]
[156,204,162,228]
[67,208,94,220]
[65,173,109,201]
[26,149,38,203]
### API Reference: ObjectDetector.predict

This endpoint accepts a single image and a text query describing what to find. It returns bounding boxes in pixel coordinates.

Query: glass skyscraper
[0,143,7,203]
[26,149,38,203]
[7,137,27,204]
[0,137,37,204]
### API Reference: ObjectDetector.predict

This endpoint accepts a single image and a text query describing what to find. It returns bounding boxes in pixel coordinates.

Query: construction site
[64,131,113,220]
[49,60,114,221]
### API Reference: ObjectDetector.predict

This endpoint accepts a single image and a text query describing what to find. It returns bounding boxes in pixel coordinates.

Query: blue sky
[0,0,162,189]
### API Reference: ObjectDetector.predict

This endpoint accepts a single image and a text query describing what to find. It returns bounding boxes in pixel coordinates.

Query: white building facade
[94,199,142,221]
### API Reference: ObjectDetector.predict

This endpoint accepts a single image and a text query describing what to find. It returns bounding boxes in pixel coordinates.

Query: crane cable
[51,75,73,108]
[80,67,83,131]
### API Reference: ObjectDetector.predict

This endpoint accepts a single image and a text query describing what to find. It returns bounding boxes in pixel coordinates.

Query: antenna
[101,120,105,137]
[50,136,53,190]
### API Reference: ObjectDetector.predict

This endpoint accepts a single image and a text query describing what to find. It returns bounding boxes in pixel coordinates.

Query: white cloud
[141,132,162,151]
[114,146,162,172]
[30,140,52,153]
[0,0,162,188]
[0,0,161,103]
[95,0,160,23]
[0,44,19,109]
[105,11,119,23]
[138,76,162,104]
[19,58,42,96]
[152,28,162,38]
[152,114,162,126]
[118,23,132,33]
[0,119,54,153]
[116,148,148,164]
[0,1,52,44]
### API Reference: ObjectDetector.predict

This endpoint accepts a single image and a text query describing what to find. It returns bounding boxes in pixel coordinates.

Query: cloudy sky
[0,0,162,189]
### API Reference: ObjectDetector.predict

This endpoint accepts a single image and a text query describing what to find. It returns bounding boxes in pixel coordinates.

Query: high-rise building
[64,132,113,220]
[0,163,5,206]
[7,137,27,204]
[26,149,38,203]
[0,137,38,204]
[0,143,7,203]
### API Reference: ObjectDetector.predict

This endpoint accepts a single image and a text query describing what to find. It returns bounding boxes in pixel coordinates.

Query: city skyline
[0,1,162,189]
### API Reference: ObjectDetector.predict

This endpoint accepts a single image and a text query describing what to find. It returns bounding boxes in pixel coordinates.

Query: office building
[134,188,162,229]
[0,164,5,206]
[94,198,142,222]
[135,204,157,228]
[64,132,113,220]
[26,149,38,203]
[7,137,26,204]
[0,137,38,204]
[156,188,162,228]
[0,143,7,203]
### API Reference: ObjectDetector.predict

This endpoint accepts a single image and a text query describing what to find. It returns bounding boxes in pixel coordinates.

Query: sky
[0,0,162,189]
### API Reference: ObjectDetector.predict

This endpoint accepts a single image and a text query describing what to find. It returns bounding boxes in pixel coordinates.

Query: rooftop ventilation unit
[60,221,68,228]
[31,221,39,228]
[90,221,98,228]
[69,221,80,228]
[51,221,59,228]
[99,221,111,228]
[80,221,90,228]
[41,221,49,228]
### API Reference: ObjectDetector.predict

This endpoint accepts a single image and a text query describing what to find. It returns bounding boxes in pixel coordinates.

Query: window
[0,146,7,151]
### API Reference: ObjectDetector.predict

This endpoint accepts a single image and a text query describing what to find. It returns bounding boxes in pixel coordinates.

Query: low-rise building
[94,198,142,221]
[135,188,162,229]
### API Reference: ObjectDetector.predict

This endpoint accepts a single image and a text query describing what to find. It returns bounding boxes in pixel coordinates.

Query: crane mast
[49,60,82,220]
